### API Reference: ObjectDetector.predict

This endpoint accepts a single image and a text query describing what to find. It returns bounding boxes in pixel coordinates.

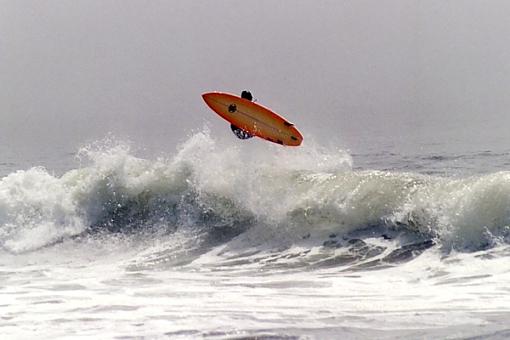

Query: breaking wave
[1,130,510,258]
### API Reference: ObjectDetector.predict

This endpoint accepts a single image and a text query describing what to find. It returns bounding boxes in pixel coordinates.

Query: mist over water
[3,1,510,156]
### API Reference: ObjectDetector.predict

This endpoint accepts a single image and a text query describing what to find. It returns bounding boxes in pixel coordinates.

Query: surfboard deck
[202,92,303,146]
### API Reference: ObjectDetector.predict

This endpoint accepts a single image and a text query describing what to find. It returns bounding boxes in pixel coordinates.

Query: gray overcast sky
[2,0,510,158]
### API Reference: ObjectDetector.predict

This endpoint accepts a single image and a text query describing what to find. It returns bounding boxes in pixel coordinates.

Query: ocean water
[1,130,510,339]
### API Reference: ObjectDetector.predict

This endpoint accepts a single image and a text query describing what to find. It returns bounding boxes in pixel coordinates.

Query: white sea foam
[2,132,510,339]
[0,131,509,253]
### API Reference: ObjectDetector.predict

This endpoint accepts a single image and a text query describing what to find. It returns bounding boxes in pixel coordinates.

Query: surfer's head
[241,90,253,101]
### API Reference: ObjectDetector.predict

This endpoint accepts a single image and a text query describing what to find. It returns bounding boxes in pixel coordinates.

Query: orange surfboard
[202,92,303,146]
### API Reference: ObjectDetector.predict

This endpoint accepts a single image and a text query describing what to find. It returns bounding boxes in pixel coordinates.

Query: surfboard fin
[230,124,253,140]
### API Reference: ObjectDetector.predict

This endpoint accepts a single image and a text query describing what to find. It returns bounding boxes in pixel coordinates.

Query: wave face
[1,130,510,256]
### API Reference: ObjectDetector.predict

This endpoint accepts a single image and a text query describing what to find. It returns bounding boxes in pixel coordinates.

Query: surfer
[241,90,253,101]
[229,90,253,139]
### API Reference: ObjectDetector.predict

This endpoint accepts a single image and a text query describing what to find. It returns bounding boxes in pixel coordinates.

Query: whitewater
[1,130,510,339]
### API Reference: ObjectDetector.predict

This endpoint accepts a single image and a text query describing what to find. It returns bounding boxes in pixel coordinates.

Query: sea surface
[1,130,510,339]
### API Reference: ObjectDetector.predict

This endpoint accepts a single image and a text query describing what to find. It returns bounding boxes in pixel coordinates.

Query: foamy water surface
[1,131,510,339]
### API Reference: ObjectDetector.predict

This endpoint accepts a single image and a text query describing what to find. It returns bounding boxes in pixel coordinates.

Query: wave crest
[1,131,509,253]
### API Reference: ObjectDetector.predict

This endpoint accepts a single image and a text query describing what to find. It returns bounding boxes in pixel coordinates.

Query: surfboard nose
[202,92,212,104]
[202,92,217,110]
